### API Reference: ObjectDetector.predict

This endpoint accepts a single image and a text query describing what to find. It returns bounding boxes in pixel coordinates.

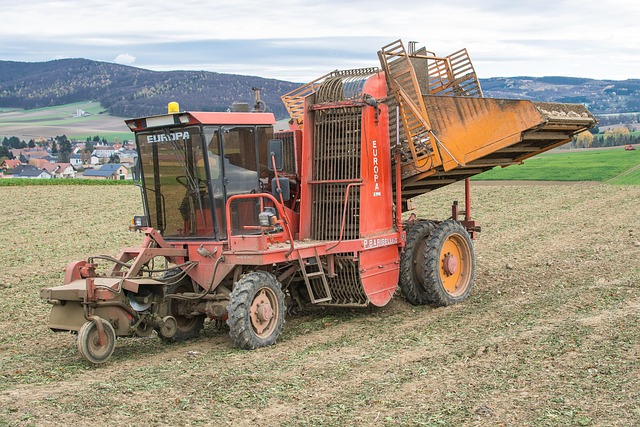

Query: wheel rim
[87,329,110,358]
[82,322,114,362]
[439,233,472,296]
[249,287,279,338]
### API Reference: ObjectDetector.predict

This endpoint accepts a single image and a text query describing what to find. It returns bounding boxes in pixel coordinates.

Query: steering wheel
[176,176,207,190]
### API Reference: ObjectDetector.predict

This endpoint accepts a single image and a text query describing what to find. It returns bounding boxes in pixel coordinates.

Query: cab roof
[125,111,276,132]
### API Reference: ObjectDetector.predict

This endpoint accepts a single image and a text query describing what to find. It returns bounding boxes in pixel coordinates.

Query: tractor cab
[125,106,277,241]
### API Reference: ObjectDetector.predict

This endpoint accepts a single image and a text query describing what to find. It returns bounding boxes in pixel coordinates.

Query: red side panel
[358,73,399,306]
[359,73,393,236]
[298,94,316,240]
[359,245,400,307]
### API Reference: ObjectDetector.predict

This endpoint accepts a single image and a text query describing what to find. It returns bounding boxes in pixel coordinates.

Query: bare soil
[0,183,638,426]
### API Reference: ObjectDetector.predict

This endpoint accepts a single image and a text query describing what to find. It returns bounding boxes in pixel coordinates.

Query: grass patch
[607,164,640,184]
[476,148,640,183]
[0,101,100,115]
[67,131,133,142]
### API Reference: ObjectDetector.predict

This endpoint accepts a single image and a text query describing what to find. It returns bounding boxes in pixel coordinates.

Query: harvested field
[0,183,638,426]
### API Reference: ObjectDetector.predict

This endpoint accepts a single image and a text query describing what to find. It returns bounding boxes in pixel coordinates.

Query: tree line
[567,126,639,149]
[596,113,640,127]
[1,135,78,163]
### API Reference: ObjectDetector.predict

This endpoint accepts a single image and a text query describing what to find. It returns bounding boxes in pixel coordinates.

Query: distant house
[12,148,50,160]
[11,164,38,176]
[14,168,52,179]
[92,147,117,158]
[29,158,49,169]
[1,159,22,170]
[10,148,53,166]
[70,154,83,167]
[82,164,128,180]
[118,149,138,167]
[42,162,76,178]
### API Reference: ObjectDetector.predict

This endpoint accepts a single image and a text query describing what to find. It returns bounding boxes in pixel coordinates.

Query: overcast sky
[1,0,638,82]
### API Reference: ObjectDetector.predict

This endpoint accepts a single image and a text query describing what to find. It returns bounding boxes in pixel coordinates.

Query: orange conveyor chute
[378,39,597,199]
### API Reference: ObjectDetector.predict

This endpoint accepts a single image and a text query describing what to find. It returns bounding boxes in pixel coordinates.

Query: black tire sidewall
[399,221,436,305]
[227,271,285,350]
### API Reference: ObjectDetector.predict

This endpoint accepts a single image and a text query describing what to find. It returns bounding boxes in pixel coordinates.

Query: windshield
[137,126,215,238]
[137,124,274,240]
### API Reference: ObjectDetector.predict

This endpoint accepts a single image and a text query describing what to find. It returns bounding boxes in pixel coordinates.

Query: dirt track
[0,182,638,426]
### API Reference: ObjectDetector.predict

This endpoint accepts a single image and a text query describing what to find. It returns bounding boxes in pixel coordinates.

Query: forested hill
[481,76,640,114]
[0,59,299,119]
[0,59,639,119]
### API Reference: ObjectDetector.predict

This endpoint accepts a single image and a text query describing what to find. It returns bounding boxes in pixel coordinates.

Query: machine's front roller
[423,220,476,305]
[227,271,286,350]
[77,317,117,365]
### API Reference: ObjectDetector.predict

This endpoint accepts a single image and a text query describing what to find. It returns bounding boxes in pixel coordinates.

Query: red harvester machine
[41,40,596,363]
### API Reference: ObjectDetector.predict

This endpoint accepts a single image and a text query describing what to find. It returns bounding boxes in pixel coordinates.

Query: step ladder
[297,248,332,304]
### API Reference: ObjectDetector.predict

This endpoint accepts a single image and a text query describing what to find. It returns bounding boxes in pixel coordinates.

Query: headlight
[258,208,278,227]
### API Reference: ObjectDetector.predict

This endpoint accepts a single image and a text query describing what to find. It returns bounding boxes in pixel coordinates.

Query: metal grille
[312,183,360,240]
[274,131,297,175]
[315,68,379,103]
[322,255,368,306]
[311,107,362,241]
[281,68,378,126]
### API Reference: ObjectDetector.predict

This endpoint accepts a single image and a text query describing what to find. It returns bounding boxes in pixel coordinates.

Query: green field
[476,148,640,184]
[0,101,132,142]
[0,178,132,187]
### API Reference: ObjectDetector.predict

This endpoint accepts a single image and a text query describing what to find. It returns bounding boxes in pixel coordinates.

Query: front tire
[77,318,116,364]
[227,271,285,350]
[423,220,475,306]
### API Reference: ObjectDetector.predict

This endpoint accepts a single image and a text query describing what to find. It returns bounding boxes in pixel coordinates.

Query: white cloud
[0,0,639,80]
[114,53,136,65]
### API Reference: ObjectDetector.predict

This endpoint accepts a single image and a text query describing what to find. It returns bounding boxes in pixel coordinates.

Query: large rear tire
[423,220,475,306]
[399,221,436,305]
[227,271,285,350]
